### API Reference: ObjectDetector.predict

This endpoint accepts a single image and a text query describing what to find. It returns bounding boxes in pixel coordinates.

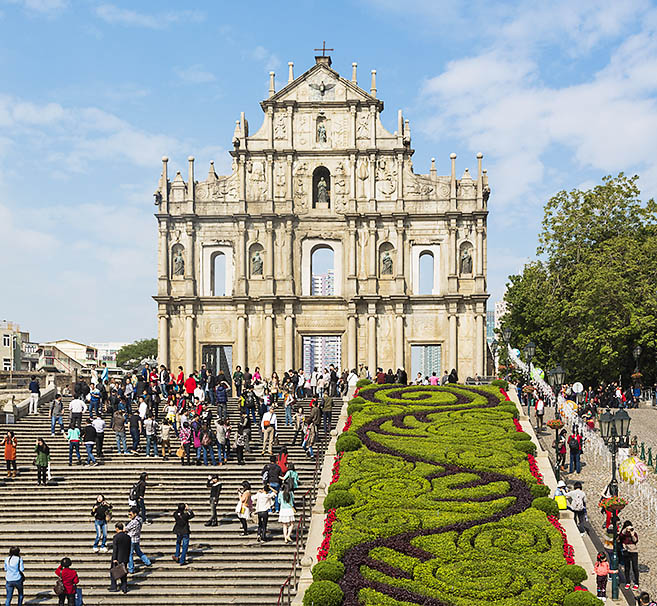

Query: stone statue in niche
[172,248,185,276]
[252,251,263,275]
[460,247,473,274]
[317,177,329,204]
[381,251,393,275]
[317,120,327,143]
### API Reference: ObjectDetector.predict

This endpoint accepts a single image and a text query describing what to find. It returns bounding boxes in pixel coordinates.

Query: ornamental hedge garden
[306,384,600,606]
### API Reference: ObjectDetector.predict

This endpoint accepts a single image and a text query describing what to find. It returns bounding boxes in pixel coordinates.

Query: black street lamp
[633,345,642,374]
[502,327,511,344]
[524,341,536,381]
[490,340,498,375]
[598,408,631,600]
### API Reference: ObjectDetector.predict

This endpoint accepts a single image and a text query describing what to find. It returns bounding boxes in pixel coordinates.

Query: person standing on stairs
[68,395,86,430]
[66,424,81,466]
[278,485,296,543]
[34,438,50,486]
[3,432,17,478]
[54,557,79,606]
[172,503,194,566]
[28,375,40,415]
[91,495,112,553]
[132,472,150,524]
[81,420,98,466]
[321,392,333,435]
[108,523,130,594]
[128,410,142,454]
[235,480,253,536]
[111,408,128,455]
[4,546,24,606]
[126,507,152,573]
[205,474,222,526]
[253,483,275,542]
[92,415,105,461]
[262,455,283,512]
[50,394,65,436]
[261,406,278,456]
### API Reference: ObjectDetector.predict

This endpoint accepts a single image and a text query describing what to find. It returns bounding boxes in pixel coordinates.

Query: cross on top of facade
[314,41,334,57]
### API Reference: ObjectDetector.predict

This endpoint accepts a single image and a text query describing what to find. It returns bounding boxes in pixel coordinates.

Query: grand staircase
[0,395,336,605]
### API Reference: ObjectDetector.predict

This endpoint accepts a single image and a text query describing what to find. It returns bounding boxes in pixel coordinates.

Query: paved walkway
[534,403,655,603]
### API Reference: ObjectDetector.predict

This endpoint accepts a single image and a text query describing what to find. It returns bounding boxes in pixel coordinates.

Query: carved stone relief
[356,112,369,139]
[274,114,287,140]
[376,158,397,198]
[247,160,267,201]
[275,162,286,197]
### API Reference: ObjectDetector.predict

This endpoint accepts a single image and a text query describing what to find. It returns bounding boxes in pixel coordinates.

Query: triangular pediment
[263,61,381,107]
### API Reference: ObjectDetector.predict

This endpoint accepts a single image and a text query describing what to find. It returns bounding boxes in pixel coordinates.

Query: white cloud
[174,65,216,85]
[95,4,204,29]
[250,45,280,72]
[6,0,68,14]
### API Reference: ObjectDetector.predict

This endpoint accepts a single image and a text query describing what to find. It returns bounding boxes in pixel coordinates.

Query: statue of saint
[317,122,327,143]
[317,177,329,205]
[173,248,185,276]
[460,248,473,274]
[252,251,263,275]
[382,251,393,275]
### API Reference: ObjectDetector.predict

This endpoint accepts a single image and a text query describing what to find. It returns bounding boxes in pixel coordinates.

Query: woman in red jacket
[55,557,79,606]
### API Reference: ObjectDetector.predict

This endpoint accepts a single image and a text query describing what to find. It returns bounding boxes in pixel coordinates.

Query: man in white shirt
[138,397,148,420]
[260,407,278,456]
[194,385,205,403]
[69,397,87,429]
[92,416,106,459]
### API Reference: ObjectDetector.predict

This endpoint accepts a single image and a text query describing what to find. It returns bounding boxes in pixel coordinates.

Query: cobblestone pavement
[533,404,657,602]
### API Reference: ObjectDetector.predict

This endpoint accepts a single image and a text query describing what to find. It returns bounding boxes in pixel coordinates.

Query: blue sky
[2,0,657,343]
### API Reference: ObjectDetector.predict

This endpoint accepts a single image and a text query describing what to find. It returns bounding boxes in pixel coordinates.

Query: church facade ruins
[153,55,490,379]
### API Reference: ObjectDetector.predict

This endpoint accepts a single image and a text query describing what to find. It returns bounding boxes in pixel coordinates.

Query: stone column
[265,311,274,378]
[158,222,169,295]
[369,105,376,149]
[448,307,458,371]
[285,313,294,370]
[367,306,376,373]
[347,313,357,370]
[184,221,196,297]
[368,152,376,202]
[286,154,293,200]
[368,220,377,278]
[238,155,246,213]
[475,312,484,377]
[236,220,246,295]
[395,312,404,370]
[350,105,357,148]
[266,153,274,203]
[349,153,356,205]
[287,105,293,148]
[236,314,246,369]
[395,221,405,294]
[266,107,273,148]
[185,312,195,374]
[158,314,169,367]
[265,222,274,279]
[476,225,484,276]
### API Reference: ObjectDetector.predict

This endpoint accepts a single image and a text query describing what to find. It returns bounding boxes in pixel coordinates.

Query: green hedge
[303,580,344,606]
[531,483,551,498]
[356,378,372,388]
[335,433,362,452]
[324,489,355,511]
[559,564,587,584]
[563,591,604,606]
[532,497,560,517]
[312,560,345,582]
[514,440,537,455]
[491,378,509,390]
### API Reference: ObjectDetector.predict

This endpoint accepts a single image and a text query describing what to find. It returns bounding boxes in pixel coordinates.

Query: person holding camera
[91,494,112,554]
[172,503,194,566]
[619,520,639,590]
[205,475,222,526]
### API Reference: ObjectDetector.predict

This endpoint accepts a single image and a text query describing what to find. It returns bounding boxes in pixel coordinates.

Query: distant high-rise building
[303,335,341,373]
[494,301,508,330]
[311,270,334,296]
[486,310,496,343]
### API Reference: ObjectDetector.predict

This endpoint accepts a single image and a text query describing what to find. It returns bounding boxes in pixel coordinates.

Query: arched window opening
[311,245,335,295]
[312,166,331,209]
[379,242,395,277]
[212,252,226,296]
[418,251,434,295]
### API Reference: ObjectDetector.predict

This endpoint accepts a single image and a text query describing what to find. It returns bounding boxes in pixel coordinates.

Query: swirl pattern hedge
[306,384,595,606]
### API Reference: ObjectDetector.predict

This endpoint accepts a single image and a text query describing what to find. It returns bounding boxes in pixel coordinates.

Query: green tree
[116,338,158,369]
[502,174,657,386]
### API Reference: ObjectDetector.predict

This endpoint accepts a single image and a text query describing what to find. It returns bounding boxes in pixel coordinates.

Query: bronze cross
[314,41,334,56]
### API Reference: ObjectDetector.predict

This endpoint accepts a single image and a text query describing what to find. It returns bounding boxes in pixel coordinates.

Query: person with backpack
[54,557,79,606]
[130,472,149,524]
[34,438,50,486]
[4,546,24,606]
[566,481,587,535]
[50,394,66,437]
[108,523,130,594]
[534,398,545,432]
[200,423,217,466]
[283,462,299,492]
[65,424,81,467]
[321,392,333,434]
[126,507,151,573]
[143,413,159,458]
[172,503,194,566]
[216,382,228,419]
[568,430,582,474]
[262,455,282,512]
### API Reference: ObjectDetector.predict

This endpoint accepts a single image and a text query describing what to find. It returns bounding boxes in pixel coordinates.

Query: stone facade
[153,56,490,378]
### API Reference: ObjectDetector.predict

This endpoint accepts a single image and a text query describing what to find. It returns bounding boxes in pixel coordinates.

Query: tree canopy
[502,174,657,386]
[115,338,158,369]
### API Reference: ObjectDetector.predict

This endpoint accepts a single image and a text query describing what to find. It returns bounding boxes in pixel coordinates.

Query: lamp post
[599,408,631,600]
[490,340,498,376]
[524,341,536,382]
[502,327,511,345]
[633,345,642,374]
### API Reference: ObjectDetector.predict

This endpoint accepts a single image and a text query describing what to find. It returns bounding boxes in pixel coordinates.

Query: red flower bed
[500,388,510,401]
[317,508,337,561]
[547,515,576,565]
[343,415,352,433]
[513,418,523,432]
[527,453,544,485]
[330,453,343,486]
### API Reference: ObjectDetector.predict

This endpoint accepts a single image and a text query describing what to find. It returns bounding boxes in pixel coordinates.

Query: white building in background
[90,342,130,368]
[494,300,508,330]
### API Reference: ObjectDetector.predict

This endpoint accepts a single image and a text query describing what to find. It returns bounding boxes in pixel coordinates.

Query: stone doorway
[411,344,442,380]
[302,335,341,374]
[202,344,232,378]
